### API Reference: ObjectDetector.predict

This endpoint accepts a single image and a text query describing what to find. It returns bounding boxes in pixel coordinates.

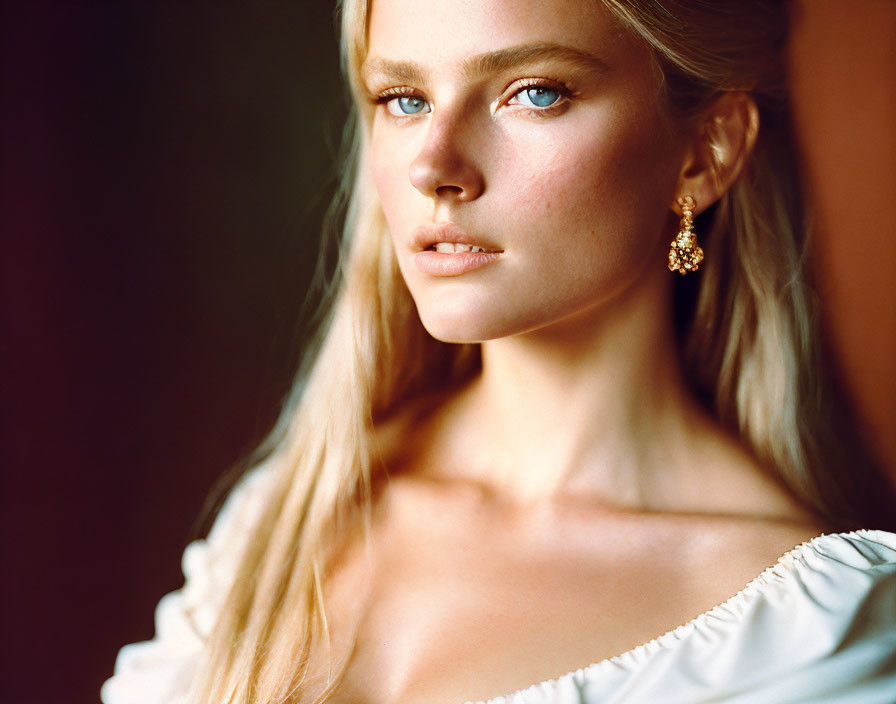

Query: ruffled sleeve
[100,465,275,704]
[714,529,896,704]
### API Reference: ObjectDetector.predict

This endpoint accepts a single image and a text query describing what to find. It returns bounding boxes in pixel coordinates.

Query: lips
[414,249,502,277]
[411,224,504,277]
[412,223,503,254]
[432,242,501,253]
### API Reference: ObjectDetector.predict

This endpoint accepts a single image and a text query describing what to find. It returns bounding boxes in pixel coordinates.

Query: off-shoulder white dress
[101,467,896,704]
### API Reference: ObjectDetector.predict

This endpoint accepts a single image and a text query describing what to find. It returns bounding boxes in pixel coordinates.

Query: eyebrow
[361,42,611,87]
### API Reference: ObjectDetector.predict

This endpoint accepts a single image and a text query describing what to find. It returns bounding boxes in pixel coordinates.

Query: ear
[674,92,759,216]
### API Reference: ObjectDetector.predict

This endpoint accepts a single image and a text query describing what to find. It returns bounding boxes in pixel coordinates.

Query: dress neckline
[468,529,886,704]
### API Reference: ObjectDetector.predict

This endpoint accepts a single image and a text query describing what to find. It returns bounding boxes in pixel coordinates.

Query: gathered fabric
[102,467,896,704]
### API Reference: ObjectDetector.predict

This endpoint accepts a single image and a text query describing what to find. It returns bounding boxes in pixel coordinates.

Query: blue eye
[515,86,562,108]
[385,95,430,116]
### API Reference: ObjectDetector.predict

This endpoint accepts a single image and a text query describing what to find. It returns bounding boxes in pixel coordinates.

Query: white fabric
[102,468,896,704]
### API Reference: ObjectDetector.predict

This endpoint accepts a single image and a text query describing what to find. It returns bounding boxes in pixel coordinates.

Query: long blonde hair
[190,1,894,701]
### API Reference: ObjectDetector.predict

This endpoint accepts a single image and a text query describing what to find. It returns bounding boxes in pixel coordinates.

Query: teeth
[432,242,496,253]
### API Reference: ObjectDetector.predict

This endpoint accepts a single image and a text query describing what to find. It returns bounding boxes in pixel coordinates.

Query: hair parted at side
[189,1,896,701]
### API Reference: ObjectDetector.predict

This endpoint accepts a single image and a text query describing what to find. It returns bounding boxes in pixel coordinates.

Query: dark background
[3,2,895,704]
[2,3,346,702]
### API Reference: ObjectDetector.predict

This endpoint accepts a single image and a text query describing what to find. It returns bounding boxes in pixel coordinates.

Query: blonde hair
[190,1,894,701]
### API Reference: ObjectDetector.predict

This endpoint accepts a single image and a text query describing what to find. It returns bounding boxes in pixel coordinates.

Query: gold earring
[668,195,704,275]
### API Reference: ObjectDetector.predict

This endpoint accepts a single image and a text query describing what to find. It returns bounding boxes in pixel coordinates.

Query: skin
[301,0,828,701]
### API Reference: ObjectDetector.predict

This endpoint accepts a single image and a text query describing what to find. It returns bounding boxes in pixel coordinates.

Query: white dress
[101,467,896,704]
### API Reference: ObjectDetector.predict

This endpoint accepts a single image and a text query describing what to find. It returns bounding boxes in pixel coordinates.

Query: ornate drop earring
[668,195,704,275]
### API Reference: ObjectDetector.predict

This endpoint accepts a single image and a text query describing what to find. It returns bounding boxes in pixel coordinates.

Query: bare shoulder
[669,411,833,533]
[661,433,833,593]
[672,443,833,583]
[677,512,827,582]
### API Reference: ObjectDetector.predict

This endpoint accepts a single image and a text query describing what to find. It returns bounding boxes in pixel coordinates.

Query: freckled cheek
[494,140,618,236]
[495,120,630,205]
[493,127,670,279]
[369,140,414,232]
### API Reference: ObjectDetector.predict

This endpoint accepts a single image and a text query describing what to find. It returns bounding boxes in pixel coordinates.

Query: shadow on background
[2,2,894,703]
[3,3,345,702]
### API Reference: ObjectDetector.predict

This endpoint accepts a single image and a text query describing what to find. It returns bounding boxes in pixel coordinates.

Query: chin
[414,304,504,344]
[415,299,542,344]
[417,312,492,344]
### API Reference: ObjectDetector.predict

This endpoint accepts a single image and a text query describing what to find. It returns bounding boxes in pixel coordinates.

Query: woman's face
[364,0,687,343]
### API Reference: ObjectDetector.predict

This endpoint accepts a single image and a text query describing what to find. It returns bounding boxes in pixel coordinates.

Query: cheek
[501,116,676,258]
[370,141,403,228]
[369,125,421,235]
[480,112,680,326]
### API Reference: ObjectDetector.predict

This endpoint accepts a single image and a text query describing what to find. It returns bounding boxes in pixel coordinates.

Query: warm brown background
[2,2,894,703]
[789,0,896,474]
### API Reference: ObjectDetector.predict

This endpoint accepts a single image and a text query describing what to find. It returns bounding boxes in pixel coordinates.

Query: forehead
[366,0,643,71]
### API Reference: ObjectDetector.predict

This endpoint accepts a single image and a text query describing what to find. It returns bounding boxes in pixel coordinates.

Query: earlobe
[675,92,760,216]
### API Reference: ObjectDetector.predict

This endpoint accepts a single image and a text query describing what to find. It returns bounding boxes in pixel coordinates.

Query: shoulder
[100,461,279,704]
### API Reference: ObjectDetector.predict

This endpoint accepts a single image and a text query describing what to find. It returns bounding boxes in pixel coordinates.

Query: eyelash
[374,86,419,107]
[372,78,572,119]
[505,78,572,115]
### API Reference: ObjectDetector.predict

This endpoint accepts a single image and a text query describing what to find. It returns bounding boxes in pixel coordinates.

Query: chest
[298,494,782,704]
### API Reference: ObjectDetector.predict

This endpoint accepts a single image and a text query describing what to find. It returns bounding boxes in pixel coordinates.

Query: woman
[103,0,896,702]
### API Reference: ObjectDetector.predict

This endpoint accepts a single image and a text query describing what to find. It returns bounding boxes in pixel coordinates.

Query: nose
[408,114,485,202]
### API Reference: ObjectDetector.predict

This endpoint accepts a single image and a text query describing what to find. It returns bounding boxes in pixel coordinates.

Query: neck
[426,269,730,509]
